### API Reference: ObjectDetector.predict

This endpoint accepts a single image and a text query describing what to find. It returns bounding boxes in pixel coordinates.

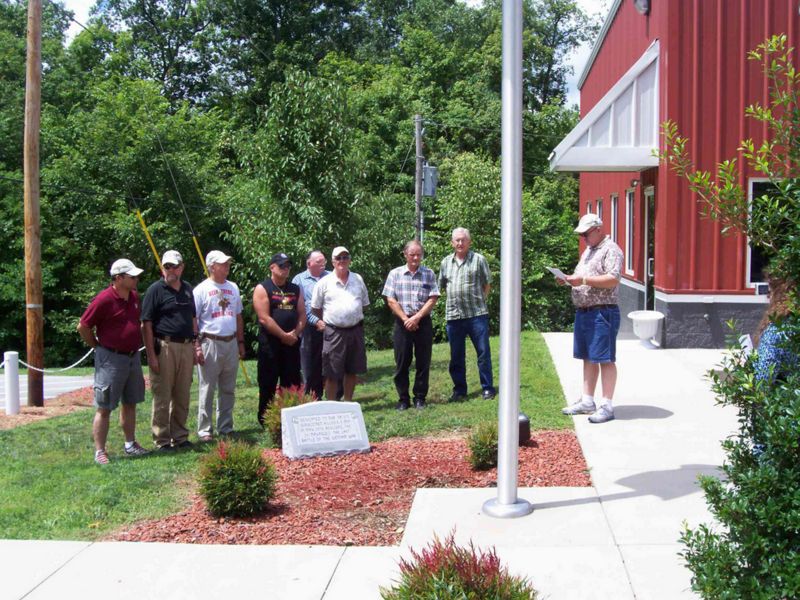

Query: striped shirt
[382,265,440,316]
[438,251,492,320]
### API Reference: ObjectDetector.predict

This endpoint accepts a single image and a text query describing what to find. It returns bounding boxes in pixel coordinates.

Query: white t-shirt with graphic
[193,278,243,336]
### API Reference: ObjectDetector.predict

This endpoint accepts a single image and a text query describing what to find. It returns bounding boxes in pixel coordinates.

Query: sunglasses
[163,263,181,270]
[334,255,351,261]
[276,263,291,270]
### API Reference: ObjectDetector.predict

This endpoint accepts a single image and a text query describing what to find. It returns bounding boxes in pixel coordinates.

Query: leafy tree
[660,35,800,598]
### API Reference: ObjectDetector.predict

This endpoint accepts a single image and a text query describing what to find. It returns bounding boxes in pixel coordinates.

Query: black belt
[200,333,236,342]
[576,304,617,313]
[329,321,363,331]
[156,335,194,344]
[100,345,138,357]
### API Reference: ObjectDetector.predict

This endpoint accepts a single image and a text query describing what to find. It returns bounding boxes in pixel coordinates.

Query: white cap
[574,213,603,234]
[206,250,232,266]
[332,246,350,259]
[110,258,144,277]
[161,250,183,266]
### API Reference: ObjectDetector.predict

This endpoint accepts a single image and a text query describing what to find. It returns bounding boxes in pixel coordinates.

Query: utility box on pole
[423,165,438,197]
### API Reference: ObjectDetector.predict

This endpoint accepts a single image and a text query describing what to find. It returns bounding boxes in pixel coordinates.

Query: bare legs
[93,404,137,452]
[582,361,617,402]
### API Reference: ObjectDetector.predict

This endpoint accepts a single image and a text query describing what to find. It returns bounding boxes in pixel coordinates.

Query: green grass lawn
[0,331,570,540]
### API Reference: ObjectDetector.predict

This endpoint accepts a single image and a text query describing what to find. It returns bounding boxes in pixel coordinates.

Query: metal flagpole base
[482,497,533,519]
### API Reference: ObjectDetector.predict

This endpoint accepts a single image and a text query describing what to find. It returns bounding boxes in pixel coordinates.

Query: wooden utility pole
[24,0,44,407]
[414,114,423,241]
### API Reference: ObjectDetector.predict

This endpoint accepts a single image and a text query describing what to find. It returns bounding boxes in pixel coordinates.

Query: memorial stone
[281,400,371,459]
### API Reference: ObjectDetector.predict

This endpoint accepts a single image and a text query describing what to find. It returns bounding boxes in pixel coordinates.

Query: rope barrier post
[4,352,20,415]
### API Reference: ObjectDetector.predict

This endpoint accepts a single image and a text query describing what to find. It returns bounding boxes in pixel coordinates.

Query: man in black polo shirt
[142,250,203,450]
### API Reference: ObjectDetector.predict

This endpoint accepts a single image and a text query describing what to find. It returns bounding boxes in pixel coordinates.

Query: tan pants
[150,340,194,447]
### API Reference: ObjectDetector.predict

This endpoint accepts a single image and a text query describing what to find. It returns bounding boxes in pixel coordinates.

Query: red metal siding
[578,0,800,293]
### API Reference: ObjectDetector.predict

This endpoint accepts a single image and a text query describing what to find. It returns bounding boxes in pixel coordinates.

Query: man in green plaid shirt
[438,227,496,401]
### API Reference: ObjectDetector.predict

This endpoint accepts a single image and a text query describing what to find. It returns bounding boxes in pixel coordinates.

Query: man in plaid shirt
[383,240,440,410]
[438,228,496,401]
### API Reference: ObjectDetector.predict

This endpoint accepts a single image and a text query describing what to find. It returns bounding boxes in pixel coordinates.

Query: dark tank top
[259,278,300,342]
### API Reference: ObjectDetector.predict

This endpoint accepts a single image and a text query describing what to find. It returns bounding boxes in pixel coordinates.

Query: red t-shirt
[80,286,142,353]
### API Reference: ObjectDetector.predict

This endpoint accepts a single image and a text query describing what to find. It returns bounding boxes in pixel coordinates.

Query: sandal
[94,449,110,465]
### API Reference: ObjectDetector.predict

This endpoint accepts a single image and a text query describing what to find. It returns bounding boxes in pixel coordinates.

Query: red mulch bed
[114,432,590,546]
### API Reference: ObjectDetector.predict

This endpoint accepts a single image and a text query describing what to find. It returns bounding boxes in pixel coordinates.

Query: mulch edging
[114,432,590,546]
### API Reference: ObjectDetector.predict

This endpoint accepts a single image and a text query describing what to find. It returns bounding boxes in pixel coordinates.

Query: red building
[550,0,799,347]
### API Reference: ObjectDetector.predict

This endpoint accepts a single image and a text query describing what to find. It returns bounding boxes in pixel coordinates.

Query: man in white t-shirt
[193,250,246,441]
[310,246,370,401]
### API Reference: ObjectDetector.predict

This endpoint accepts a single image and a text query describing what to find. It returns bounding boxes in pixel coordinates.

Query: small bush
[381,531,538,599]
[263,385,317,448]
[198,440,277,517]
[468,420,498,470]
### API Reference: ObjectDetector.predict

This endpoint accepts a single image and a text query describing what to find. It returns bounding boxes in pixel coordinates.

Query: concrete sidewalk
[1,333,737,600]
[1,374,94,411]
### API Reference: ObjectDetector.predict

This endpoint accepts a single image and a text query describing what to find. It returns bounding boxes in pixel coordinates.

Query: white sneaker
[588,405,615,423]
[562,398,596,415]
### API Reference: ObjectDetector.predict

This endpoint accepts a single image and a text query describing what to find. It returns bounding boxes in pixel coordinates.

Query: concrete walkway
[1,333,737,599]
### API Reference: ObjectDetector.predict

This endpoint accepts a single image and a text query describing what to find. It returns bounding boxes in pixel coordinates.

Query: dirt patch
[0,387,94,430]
[114,432,590,546]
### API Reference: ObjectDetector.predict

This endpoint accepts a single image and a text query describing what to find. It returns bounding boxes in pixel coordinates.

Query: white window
[597,199,603,222]
[747,179,775,286]
[586,201,592,214]
[611,195,619,242]
[625,190,635,274]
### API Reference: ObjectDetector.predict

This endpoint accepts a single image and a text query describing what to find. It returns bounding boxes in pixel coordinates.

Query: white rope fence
[1,346,144,416]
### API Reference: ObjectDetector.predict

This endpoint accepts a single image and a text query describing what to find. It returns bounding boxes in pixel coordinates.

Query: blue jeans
[446,315,494,396]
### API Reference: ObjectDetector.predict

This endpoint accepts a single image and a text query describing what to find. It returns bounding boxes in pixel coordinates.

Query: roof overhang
[550,40,660,173]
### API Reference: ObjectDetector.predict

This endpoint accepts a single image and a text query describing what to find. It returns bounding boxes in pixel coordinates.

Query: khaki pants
[197,337,239,436]
[150,340,194,447]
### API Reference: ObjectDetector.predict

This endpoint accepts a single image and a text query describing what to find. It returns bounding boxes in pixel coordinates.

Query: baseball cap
[332,246,350,259]
[161,250,183,266]
[206,250,232,266]
[110,258,144,277]
[574,213,603,234]
[269,252,292,267]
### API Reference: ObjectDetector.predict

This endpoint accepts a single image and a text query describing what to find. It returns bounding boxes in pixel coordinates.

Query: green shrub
[198,440,277,518]
[468,420,498,470]
[680,319,800,599]
[381,531,537,599]
[263,385,317,448]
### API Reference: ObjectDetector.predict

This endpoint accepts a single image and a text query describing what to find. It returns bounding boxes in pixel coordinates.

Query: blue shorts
[573,305,620,363]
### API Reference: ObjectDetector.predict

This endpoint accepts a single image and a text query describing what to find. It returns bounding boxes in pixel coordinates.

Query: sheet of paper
[546,266,568,281]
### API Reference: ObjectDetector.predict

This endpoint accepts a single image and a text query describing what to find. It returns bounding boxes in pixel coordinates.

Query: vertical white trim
[611,194,619,242]
[625,190,635,275]
[597,198,604,222]
[746,178,771,288]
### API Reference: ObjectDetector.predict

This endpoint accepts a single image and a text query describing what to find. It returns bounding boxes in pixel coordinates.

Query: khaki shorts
[322,323,367,379]
[93,346,146,411]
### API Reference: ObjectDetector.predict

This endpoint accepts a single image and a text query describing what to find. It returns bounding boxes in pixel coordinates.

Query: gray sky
[60,0,609,107]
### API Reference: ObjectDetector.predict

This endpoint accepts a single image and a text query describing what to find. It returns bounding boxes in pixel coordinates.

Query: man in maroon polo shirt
[78,258,149,464]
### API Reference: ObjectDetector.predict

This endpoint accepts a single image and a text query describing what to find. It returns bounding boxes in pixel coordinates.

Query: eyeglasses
[334,255,351,261]
[163,263,180,270]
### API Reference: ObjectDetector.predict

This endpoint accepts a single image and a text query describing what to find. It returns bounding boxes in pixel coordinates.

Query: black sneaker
[397,399,410,411]
[175,440,193,449]
[448,392,467,402]
[482,388,497,400]
[156,444,175,453]
[414,399,426,409]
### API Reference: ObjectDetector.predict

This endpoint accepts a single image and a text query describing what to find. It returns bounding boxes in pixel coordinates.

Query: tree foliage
[660,35,800,598]
[1,0,596,360]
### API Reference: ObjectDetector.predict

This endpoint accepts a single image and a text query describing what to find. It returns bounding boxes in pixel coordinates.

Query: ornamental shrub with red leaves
[381,531,538,599]
[198,440,277,517]
[263,385,317,448]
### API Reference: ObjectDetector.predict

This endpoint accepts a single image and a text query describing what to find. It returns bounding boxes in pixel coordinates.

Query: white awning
[550,40,660,173]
